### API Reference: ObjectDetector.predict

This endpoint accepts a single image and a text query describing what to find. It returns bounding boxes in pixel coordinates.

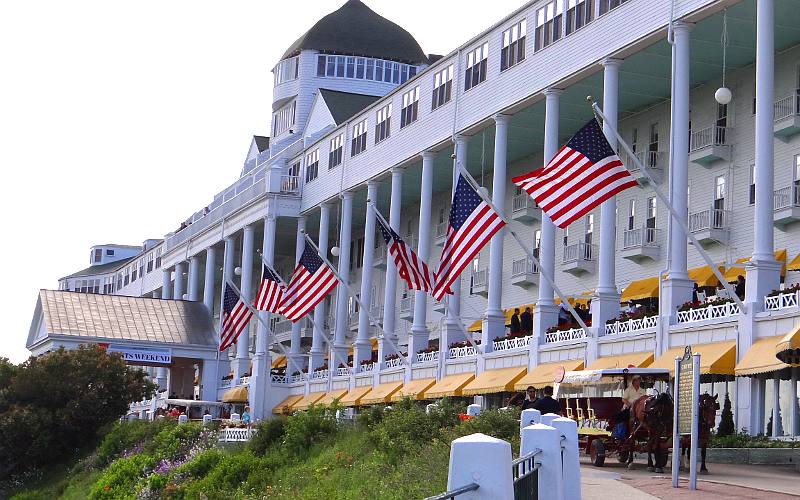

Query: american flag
[278,240,338,322]
[512,118,637,228]
[254,263,284,313]
[432,174,505,301]
[219,283,253,352]
[376,213,435,293]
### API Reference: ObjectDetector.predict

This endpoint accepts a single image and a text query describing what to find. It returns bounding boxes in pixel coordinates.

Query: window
[534,229,542,259]
[401,87,419,128]
[155,249,162,269]
[305,149,319,183]
[584,214,594,245]
[563,225,569,247]
[351,119,368,156]
[432,65,454,110]
[464,42,489,91]
[631,127,638,153]
[94,249,102,263]
[106,249,115,256]
[356,237,365,268]
[328,134,343,168]
[749,164,756,205]
[147,253,154,273]
[535,1,563,52]
[139,260,144,279]
[131,267,137,283]
[272,101,296,136]
[648,123,659,168]
[599,0,630,15]
[716,103,728,144]
[714,175,726,211]
[627,199,636,230]
[124,269,130,286]
[316,55,417,83]
[646,197,656,228]
[501,19,527,71]
[375,104,392,144]
[274,56,299,85]
[566,0,594,35]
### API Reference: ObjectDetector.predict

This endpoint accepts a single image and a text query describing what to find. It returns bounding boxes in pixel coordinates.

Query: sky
[0,0,527,362]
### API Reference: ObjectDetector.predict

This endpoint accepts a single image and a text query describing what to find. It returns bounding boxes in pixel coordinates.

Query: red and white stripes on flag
[432,174,505,301]
[512,118,638,229]
[375,212,435,292]
[219,283,253,351]
[278,240,338,322]
[254,264,284,314]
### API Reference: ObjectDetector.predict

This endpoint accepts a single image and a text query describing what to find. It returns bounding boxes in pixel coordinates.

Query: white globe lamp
[234,266,242,276]
[715,87,732,105]
[331,246,340,257]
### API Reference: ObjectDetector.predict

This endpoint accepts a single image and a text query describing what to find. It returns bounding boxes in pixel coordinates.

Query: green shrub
[89,454,156,499]
[370,401,446,463]
[94,420,175,466]
[716,393,735,437]
[710,430,799,448]
[356,404,384,429]
[282,406,339,454]
[248,417,287,456]
[458,407,521,444]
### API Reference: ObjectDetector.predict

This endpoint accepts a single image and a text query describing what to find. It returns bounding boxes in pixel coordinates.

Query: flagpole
[455,165,594,337]
[589,99,746,313]
[257,254,349,380]
[302,232,411,368]
[367,201,484,353]
[224,279,291,358]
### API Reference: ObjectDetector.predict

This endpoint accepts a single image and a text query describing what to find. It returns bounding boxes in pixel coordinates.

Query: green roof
[62,256,136,280]
[319,89,381,124]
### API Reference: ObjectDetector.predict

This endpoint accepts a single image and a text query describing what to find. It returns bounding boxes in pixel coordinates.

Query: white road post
[448,433,513,500]
[551,417,581,500]
[521,423,563,500]
[520,408,542,435]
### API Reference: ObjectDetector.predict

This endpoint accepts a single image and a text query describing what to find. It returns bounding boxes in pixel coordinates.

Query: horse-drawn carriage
[555,367,675,471]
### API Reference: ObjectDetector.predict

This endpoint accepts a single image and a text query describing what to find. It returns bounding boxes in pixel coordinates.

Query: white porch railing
[471,269,488,287]
[218,427,256,443]
[220,379,232,388]
[774,185,800,210]
[688,208,730,233]
[271,374,288,384]
[400,296,413,314]
[335,367,352,377]
[512,192,537,212]
[374,245,386,262]
[360,362,376,373]
[677,302,741,323]
[384,357,404,369]
[448,345,478,358]
[511,258,538,277]
[544,327,588,343]
[774,94,800,122]
[280,175,301,194]
[289,374,307,383]
[238,376,250,386]
[604,315,659,336]
[435,221,447,239]
[689,125,730,151]
[274,320,292,335]
[563,242,596,263]
[492,335,533,352]
[764,290,800,311]
[310,369,329,380]
[415,350,439,363]
[623,227,660,249]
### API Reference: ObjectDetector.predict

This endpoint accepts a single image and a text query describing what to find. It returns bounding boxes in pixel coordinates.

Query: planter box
[706,448,799,466]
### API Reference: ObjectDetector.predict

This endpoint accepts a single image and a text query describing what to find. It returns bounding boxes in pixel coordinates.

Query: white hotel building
[29,0,800,434]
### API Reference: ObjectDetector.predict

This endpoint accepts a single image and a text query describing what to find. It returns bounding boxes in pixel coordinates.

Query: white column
[251,213,277,420]
[311,203,332,371]
[155,366,168,391]
[410,153,435,360]
[381,168,404,358]
[533,90,562,341]
[356,182,380,366]
[661,21,694,320]
[288,217,306,375]
[173,262,186,299]
[203,247,217,313]
[484,115,511,352]
[593,59,622,330]
[443,137,468,347]
[234,225,255,380]
[161,269,173,299]
[187,255,201,301]
[333,191,354,365]
[747,0,781,304]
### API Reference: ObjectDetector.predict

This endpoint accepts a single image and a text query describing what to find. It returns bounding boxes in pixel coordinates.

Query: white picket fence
[218,427,256,443]
[677,301,740,324]
[544,327,587,343]
[415,351,439,363]
[604,315,658,336]
[765,290,800,311]
[448,345,479,358]
[492,335,533,352]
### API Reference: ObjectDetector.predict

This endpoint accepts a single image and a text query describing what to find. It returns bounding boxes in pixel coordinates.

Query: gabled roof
[281,0,428,65]
[253,135,270,152]
[62,256,137,280]
[31,290,217,348]
[319,89,381,124]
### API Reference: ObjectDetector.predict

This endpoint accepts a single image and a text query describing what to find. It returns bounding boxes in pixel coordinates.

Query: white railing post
[520,409,542,435]
[521,423,563,500]
[551,417,581,500]
[447,433,514,500]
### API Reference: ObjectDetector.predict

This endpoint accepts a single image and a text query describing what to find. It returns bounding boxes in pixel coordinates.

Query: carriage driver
[622,374,647,409]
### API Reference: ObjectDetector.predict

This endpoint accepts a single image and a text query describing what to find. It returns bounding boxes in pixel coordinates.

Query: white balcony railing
[492,335,533,352]
[774,185,800,211]
[604,315,659,336]
[471,269,488,288]
[415,351,439,363]
[360,362,376,373]
[764,290,800,311]
[289,374,307,383]
[563,242,596,263]
[688,208,730,233]
[435,221,447,239]
[373,244,386,262]
[335,367,352,377]
[677,302,741,324]
[274,320,292,335]
[512,193,537,212]
[511,258,539,277]
[400,296,413,314]
[220,379,232,389]
[448,345,479,358]
[280,175,301,194]
[238,376,250,386]
[774,94,800,122]
[309,369,329,380]
[544,327,588,343]
[271,374,288,384]
[218,428,256,443]
[689,125,731,151]
[384,357,404,369]
[623,227,660,249]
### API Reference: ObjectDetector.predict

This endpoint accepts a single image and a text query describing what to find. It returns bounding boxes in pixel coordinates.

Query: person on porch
[509,308,521,335]
[521,307,533,334]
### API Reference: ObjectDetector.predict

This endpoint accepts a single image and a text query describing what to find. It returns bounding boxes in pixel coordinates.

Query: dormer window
[274,57,299,86]
[94,249,102,263]
[273,101,297,136]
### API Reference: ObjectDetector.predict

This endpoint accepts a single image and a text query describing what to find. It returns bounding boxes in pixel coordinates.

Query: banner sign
[106,344,172,365]
[677,345,694,435]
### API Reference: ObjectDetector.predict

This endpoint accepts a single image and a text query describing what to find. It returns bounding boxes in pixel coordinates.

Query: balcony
[688,208,730,245]
[447,345,479,359]
[689,126,731,166]
[469,269,488,297]
[677,301,740,324]
[433,300,447,314]
[562,242,596,276]
[510,258,539,288]
[764,290,800,312]
[435,221,448,246]
[492,335,533,352]
[399,296,414,321]
[544,327,588,344]
[621,227,661,262]
[348,310,360,330]
[280,175,301,194]
[773,185,800,227]
[273,319,294,343]
[773,94,800,140]
[415,350,439,364]
[511,193,540,223]
[373,245,387,269]
[621,150,666,185]
[604,315,658,336]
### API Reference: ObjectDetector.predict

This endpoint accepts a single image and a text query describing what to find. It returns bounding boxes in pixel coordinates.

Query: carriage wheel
[654,447,669,469]
[590,439,606,467]
[617,450,630,463]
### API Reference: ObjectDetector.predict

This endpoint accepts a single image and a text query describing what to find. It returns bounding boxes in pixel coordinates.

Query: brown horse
[629,392,674,473]
[680,393,720,473]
